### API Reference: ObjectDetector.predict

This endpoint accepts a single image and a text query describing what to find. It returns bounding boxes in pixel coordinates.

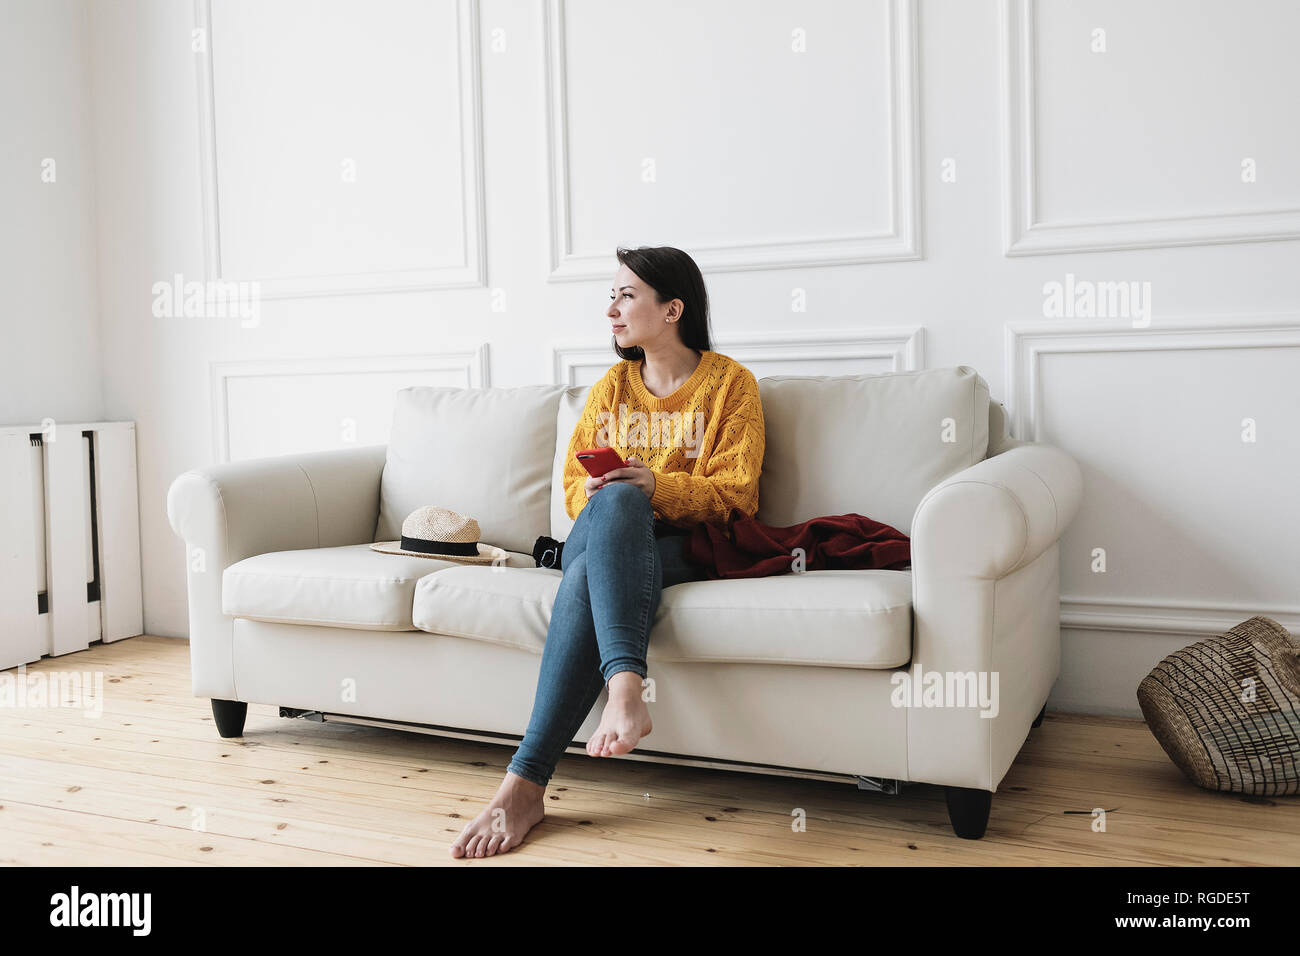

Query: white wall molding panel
[1000,0,1300,256]
[1006,315,1300,639]
[1060,597,1300,637]
[194,0,487,297]
[544,0,921,281]
[210,347,490,462]
[552,328,925,386]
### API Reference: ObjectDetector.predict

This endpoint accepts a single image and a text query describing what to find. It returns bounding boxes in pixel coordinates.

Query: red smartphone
[576,447,627,479]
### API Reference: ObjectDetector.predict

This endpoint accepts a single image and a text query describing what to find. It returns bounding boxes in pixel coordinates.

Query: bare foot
[449,771,546,858]
[586,671,653,757]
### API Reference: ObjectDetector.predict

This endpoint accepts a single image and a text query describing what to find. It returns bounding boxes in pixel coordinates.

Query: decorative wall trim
[209,347,490,462]
[551,328,925,385]
[999,0,1300,257]
[1061,596,1300,638]
[543,0,922,281]
[1007,313,1300,636]
[193,0,487,297]
[1004,314,1300,441]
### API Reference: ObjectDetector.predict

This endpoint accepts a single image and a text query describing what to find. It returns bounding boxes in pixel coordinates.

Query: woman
[450,246,766,858]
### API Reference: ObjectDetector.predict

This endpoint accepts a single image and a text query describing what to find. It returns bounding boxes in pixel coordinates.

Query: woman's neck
[639,346,703,395]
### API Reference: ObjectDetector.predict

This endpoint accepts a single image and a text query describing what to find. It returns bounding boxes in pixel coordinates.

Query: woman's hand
[583,473,605,500]
[593,454,656,500]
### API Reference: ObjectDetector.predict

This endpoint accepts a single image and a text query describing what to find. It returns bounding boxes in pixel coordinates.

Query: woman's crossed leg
[450,480,700,858]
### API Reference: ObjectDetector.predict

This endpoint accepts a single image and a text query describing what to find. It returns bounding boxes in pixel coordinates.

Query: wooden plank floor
[1,635,1297,865]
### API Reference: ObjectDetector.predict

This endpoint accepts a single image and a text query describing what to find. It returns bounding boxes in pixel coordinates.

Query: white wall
[0,0,104,425]
[83,0,1299,716]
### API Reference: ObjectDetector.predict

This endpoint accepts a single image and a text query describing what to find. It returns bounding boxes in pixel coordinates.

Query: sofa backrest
[754,366,989,535]
[550,385,592,540]
[380,366,996,552]
[550,364,992,538]
[377,384,566,556]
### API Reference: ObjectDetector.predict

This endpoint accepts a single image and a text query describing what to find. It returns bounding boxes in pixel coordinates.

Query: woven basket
[1138,615,1300,796]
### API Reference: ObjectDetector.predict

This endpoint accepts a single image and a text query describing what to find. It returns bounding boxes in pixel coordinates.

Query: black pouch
[533,535,564,569]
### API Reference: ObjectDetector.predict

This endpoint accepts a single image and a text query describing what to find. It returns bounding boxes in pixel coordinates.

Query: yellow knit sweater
[563,349,765,529]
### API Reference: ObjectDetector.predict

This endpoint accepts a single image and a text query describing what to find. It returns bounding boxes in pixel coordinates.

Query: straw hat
[370,505,507,564]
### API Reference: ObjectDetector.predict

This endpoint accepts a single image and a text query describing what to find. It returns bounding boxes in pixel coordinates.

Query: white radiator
[0,421,143,667]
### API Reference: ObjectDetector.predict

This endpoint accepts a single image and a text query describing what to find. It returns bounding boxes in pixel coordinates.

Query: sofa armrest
[912,440,1082,580]
[905,441,1083,790]
[166,444,387,699]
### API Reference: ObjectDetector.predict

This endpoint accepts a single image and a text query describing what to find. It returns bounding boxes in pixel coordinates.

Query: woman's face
[608,264,679,349]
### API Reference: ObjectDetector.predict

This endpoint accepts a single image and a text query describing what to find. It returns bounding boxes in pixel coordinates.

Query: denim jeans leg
[505,500,605,787]
[658,530,710,588]
[504,484,701,786]
[584,481,659,684]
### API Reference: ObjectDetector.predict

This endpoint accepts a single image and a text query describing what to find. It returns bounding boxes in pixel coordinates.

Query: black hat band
[400,536,481,556]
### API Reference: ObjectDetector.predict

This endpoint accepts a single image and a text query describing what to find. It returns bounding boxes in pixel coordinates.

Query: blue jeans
[505,480,708,787]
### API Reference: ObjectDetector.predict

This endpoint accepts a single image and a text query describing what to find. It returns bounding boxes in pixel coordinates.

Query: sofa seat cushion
[223,544,535,631]
[412,566,913,669]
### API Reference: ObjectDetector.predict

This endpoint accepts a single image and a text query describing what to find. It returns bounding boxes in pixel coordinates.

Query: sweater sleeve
[563,371,617,522]
[649,372,765,528]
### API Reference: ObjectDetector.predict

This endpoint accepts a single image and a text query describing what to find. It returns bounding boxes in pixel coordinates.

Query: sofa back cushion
[378,384,565,556]
[550,365,990,538]
[550,385,588,540]
[757,366,989,535]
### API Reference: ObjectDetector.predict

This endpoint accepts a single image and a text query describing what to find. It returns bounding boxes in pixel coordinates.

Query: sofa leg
[1031,703,1046,728]
[945,787,993,839]
[211,699,248,738]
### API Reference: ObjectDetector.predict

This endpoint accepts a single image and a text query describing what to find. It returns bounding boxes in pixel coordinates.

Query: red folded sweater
[682,508,911,580]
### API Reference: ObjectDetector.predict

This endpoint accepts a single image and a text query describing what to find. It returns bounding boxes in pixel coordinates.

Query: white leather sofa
[167,365,1082,839]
